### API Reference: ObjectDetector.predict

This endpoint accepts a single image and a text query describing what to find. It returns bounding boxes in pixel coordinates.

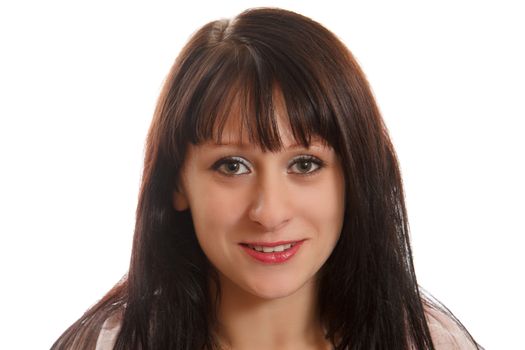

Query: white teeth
[273,245,285,252]
[249,243,294,253]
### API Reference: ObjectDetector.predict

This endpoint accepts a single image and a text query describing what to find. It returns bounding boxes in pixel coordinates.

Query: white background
[1,1,523,349]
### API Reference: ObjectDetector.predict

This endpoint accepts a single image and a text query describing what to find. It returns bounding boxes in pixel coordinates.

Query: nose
[248,172,292,232]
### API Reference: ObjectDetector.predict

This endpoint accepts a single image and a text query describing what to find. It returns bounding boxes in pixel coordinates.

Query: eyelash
[211,155,324,177]
[288,155,324,176]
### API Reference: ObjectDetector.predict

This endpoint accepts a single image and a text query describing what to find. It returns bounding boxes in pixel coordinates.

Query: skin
[173,106,346,349]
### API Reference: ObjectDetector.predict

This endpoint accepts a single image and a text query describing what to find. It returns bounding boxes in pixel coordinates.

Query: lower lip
[240,241,304,264]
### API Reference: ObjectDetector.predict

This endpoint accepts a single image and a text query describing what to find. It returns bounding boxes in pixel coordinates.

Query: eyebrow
[210,141,328,150]
[209,135,328,149]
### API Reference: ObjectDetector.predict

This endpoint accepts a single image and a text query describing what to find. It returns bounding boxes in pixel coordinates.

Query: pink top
[94,307,479,350]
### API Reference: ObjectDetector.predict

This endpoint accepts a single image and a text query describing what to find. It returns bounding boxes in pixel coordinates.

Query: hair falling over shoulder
[51,7,482,350]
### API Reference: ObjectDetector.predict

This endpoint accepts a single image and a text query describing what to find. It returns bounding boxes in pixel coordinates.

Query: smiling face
[173,108,346,300]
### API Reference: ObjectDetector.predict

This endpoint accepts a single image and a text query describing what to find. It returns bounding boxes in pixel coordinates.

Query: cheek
[187,183,247,241]
[297,176,345,235]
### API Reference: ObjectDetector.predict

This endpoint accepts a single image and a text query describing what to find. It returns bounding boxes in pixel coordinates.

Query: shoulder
[92,303,481,350]
[94,312,122,350]
[425,305,480,350]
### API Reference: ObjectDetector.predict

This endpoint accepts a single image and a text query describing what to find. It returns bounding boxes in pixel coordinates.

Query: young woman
[52,7,482,350]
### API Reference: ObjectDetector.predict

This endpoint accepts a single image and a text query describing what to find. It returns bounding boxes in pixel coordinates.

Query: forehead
[214,102,294,146]
[206,86,326,151]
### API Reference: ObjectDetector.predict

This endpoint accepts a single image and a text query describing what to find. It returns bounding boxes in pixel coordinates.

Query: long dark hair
[52,8,480,349]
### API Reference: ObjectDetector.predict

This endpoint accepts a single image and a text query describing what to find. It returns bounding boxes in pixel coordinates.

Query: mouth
[240,241,299,253]
[239,240,305,264]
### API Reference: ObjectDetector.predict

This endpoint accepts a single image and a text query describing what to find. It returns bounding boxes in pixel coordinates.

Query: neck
[211,274,331,350]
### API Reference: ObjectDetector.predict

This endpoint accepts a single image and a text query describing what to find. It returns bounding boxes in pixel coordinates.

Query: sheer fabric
[94,307,479,350]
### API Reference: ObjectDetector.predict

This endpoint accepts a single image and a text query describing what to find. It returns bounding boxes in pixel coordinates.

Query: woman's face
[173,112,346,300]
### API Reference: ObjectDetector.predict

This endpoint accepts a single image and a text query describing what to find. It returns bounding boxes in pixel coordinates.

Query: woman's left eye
[288,156,324,175]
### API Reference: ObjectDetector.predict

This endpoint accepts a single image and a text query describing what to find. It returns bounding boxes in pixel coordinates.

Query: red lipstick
[239,240,305,264]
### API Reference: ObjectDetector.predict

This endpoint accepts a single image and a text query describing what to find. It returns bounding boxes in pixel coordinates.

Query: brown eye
[212,157,251,176]
[296,160,313,172]
[225,162,240,173]
[289,156,323,175]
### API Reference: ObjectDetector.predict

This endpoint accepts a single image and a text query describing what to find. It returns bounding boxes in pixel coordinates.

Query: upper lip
[239,239,304,247]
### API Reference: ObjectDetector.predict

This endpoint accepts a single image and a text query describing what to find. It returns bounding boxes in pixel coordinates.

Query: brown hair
[52,7,480,349]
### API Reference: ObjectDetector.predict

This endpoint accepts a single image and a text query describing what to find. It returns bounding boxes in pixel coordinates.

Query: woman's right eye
[212,157,251,176]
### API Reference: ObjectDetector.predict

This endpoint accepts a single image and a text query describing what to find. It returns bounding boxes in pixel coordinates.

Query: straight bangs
[174,22,342,154]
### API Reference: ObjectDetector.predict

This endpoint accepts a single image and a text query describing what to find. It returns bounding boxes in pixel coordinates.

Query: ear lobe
[173,190,189,211]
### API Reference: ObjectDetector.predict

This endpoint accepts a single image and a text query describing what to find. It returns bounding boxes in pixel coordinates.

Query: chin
[241,274,314,301]
[247,286,297,300]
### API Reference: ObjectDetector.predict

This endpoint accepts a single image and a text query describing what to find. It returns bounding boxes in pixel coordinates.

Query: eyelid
[211,154,324,177]
[287,155,324,175]
[211,156,252,176]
